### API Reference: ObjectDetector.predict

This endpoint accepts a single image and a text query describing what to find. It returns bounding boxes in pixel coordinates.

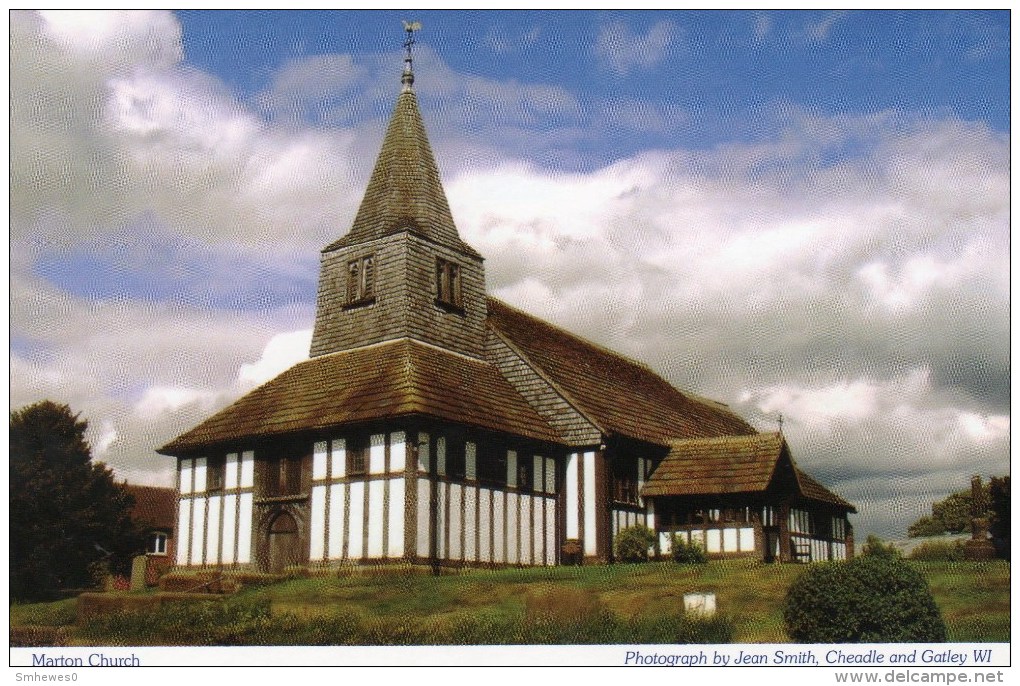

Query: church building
[158,32,855,573]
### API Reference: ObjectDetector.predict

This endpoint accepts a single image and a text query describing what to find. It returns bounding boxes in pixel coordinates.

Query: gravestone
[130,555,149,591]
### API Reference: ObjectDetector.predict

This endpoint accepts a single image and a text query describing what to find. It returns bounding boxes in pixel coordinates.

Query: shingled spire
[311,25,487,360]
[323,27,479,258]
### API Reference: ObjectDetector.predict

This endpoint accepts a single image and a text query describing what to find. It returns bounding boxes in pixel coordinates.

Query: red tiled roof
[642,433,855,511]
[486,298,757,445]
[124,484,177,530]
[159,338,559,454]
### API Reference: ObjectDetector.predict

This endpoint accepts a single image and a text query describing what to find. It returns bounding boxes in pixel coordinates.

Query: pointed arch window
[344,254,375,308]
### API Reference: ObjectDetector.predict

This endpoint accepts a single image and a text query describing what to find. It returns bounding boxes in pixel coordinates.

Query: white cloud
[805,11,848,42]
[595,20,677,76]
[238,330,312,387]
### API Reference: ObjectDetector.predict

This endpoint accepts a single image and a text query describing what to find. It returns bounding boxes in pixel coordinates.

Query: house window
[610,457,639,505]
[516,454,534,492]
[346,437,368,476]
[435,258,462,311]
[207,455,225,491]
[446,439,466,480]
[477,443,506,487]
[345,255,375,307]
[147,532,168,556]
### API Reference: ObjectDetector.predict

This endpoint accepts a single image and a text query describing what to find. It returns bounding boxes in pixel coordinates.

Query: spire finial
[777,413,784,436]
[401,20,422,92]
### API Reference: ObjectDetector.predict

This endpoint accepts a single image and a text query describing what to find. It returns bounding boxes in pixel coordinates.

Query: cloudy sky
[10,10,1009,538]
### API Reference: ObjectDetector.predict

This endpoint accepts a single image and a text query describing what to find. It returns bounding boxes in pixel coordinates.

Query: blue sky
[9,10,1011,539]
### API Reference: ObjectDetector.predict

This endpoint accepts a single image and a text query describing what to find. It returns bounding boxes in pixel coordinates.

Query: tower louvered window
[435,257,462,311]
[345,255,375,307]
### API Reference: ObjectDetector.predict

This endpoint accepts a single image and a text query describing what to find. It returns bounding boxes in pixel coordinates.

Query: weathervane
[777,413,784,436]
[402,20,422,92]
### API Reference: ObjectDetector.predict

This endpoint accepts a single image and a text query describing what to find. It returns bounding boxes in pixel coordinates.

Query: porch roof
[642,433,855,512]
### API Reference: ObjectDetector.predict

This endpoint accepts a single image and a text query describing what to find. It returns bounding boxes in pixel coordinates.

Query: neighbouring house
[124,484,177,585]
[158,37,855,573]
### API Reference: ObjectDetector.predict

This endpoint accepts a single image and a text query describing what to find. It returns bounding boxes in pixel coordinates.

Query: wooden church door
[267,511,302,573]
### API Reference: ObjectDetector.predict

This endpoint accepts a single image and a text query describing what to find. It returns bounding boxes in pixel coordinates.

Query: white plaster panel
[492,490,505,563]
[436,437,446,476]
[659,531,673,554]
[646,499,656,532]
[416,478,430,558]
[691,530,705,549]
[545,457,555,494]
[463,485,477,562]
[388,478,404,558]
[190,497,206,565]
[237,493,253,564]
[179,459,193,495]
[193,458,207,495]
[506,492,518,564]
[328,483,345,560]
[519,494,532,565]
[707,529,722,553]
[367,480,385,557]
[331,439,346,479]
[465,442,476,481]
[545,499,555,566]
[370,434,386,475]
[240,451,254,488]
[176,498,191,565]
[565,453,578,538]
[225,453,239,490]
[739,528,754,552]
[348,482,365,560]
[449,483,463,560]
[206,495,221,565]
[313,442,328,481]
[417,433,429,472]
[222,493,237,564]
[309,485,327,561]
[723,528,737,553]
[479,488,491,563]
[390,432,406,473]
[506,450,517,488]
[583,451,596,556]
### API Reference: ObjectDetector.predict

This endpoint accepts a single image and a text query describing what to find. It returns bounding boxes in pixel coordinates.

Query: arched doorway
[267,511,302,573]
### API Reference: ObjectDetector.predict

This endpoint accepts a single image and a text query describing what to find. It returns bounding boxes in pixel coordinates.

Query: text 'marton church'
[159,30,855,573]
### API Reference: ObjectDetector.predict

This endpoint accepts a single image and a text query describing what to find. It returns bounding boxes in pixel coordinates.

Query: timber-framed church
[159,35,855,573]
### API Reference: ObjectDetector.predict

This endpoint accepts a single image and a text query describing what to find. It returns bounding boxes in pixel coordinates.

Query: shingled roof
[642,433,855,511]
[323,89,480,259]
[486,298,756,446]
[159,338,559,454]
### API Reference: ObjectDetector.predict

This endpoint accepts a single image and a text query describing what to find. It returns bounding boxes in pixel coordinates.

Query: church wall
[175,452,255,567]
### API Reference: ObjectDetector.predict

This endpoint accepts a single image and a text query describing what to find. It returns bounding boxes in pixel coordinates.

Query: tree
[907,484,990,537]
[10,401,143,601]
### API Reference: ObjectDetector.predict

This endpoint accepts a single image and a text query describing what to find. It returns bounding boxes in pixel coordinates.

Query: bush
[783,556,947,643]
[908,540,965,562]
[672,536,708,564]
[861,534,901,559]
[615,525,656,563]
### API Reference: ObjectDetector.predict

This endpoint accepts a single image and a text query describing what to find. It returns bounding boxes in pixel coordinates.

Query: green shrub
[861,534,901,559]
[783,556,947,643]
[672,536,708,564]
[908,540,966,562]
[615,525,656,563]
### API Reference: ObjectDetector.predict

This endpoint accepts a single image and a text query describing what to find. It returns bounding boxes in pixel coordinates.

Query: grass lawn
[9,559,1009,645]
